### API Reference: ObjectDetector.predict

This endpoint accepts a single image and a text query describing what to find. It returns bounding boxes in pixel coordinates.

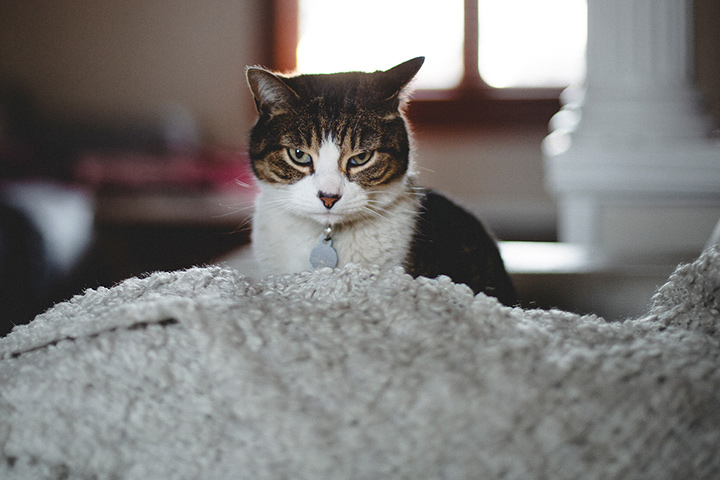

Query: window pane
[297,0,464,89]
[478,0,587,88]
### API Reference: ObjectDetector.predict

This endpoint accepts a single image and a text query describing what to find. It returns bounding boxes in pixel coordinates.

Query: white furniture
[544,0,720,260]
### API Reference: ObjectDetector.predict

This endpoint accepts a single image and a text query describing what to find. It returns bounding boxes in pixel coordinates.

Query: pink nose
[318,192,341,209]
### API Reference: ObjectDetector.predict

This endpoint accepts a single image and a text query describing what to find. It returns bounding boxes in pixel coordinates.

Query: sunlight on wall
[297,0,586,89]
[297,0,464,89]
[478,0,587,88]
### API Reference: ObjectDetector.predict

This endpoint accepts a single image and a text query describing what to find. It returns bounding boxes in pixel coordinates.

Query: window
[269,0,587,126]
[477,0,586,88]
[297,0,464,89]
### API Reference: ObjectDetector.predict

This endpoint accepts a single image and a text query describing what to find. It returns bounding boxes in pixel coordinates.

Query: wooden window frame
[268,0,563,128]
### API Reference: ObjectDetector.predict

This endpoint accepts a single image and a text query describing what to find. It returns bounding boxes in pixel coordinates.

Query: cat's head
[246,57,424,226]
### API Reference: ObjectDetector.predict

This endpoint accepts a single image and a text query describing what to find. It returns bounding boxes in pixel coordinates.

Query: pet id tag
[310,225,338,269]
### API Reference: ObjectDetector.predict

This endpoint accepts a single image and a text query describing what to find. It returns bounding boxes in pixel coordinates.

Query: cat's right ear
[380,57,425,102]
[246,67,298,115]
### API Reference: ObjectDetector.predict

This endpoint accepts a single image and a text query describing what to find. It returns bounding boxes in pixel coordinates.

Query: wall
[413,124,557,240]
[0,0,267,145]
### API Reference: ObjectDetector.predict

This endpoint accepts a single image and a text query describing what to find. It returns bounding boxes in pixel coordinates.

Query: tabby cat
[245,57,516,306]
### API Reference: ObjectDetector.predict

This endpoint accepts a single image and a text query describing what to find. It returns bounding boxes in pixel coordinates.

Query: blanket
[1,246,719,479]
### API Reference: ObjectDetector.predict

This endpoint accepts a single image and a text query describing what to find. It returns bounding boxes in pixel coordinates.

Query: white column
[544,0,720,260]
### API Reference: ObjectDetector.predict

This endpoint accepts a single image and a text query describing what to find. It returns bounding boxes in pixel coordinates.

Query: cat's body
[246,57,516,306]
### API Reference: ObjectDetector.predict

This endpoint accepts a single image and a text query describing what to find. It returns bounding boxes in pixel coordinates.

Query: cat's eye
[287,148,312,166]
[348,151,373,167]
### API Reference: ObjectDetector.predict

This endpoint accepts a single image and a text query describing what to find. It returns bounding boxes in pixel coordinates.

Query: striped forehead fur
[248,58,421,186]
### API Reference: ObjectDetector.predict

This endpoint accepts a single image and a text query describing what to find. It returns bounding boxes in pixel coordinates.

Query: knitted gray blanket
[1,247,719,479]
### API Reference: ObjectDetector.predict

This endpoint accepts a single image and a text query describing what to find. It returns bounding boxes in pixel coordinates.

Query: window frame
[268,0,563,127]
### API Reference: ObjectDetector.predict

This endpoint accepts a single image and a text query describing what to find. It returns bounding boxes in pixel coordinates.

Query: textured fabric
[1,247,719,479]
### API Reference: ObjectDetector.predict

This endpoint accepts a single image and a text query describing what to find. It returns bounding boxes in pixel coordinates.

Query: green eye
[348,151,373,167]
[287,148,312,166]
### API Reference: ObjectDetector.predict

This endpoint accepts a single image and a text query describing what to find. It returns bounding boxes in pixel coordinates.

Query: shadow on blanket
[1,246,719,479]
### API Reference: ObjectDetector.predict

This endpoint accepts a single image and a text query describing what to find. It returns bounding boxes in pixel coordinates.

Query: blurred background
[1,0,718,333]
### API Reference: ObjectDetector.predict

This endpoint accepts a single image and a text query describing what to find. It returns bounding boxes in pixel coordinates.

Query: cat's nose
[318,192,341,209]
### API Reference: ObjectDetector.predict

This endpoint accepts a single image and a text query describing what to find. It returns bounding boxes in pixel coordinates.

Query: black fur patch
[405,191,517,307]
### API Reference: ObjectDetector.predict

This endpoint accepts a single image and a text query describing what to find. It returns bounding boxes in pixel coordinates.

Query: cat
[245,57,517,306]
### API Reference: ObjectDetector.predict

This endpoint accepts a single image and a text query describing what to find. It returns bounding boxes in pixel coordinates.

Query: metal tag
[310,238,338,269]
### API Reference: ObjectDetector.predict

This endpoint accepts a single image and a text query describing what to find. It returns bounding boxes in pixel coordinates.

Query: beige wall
[0,0,266,145]
[413,125,556,239]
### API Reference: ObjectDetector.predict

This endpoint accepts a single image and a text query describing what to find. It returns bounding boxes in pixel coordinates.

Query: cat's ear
[246,67,299,115]
[379,57,425,102]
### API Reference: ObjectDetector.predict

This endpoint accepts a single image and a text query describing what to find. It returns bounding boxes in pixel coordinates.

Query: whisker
[234,178,255,189]
[214,202,256,219]
[360,207,389,221]
[225,216,254,235]
[414,165,435,174]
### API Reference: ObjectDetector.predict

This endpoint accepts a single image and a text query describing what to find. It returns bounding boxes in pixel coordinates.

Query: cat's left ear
[380,57,425,102]
[246,67,299,115]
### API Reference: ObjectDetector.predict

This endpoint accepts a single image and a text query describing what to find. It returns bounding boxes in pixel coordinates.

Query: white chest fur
[251,183,419,276]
